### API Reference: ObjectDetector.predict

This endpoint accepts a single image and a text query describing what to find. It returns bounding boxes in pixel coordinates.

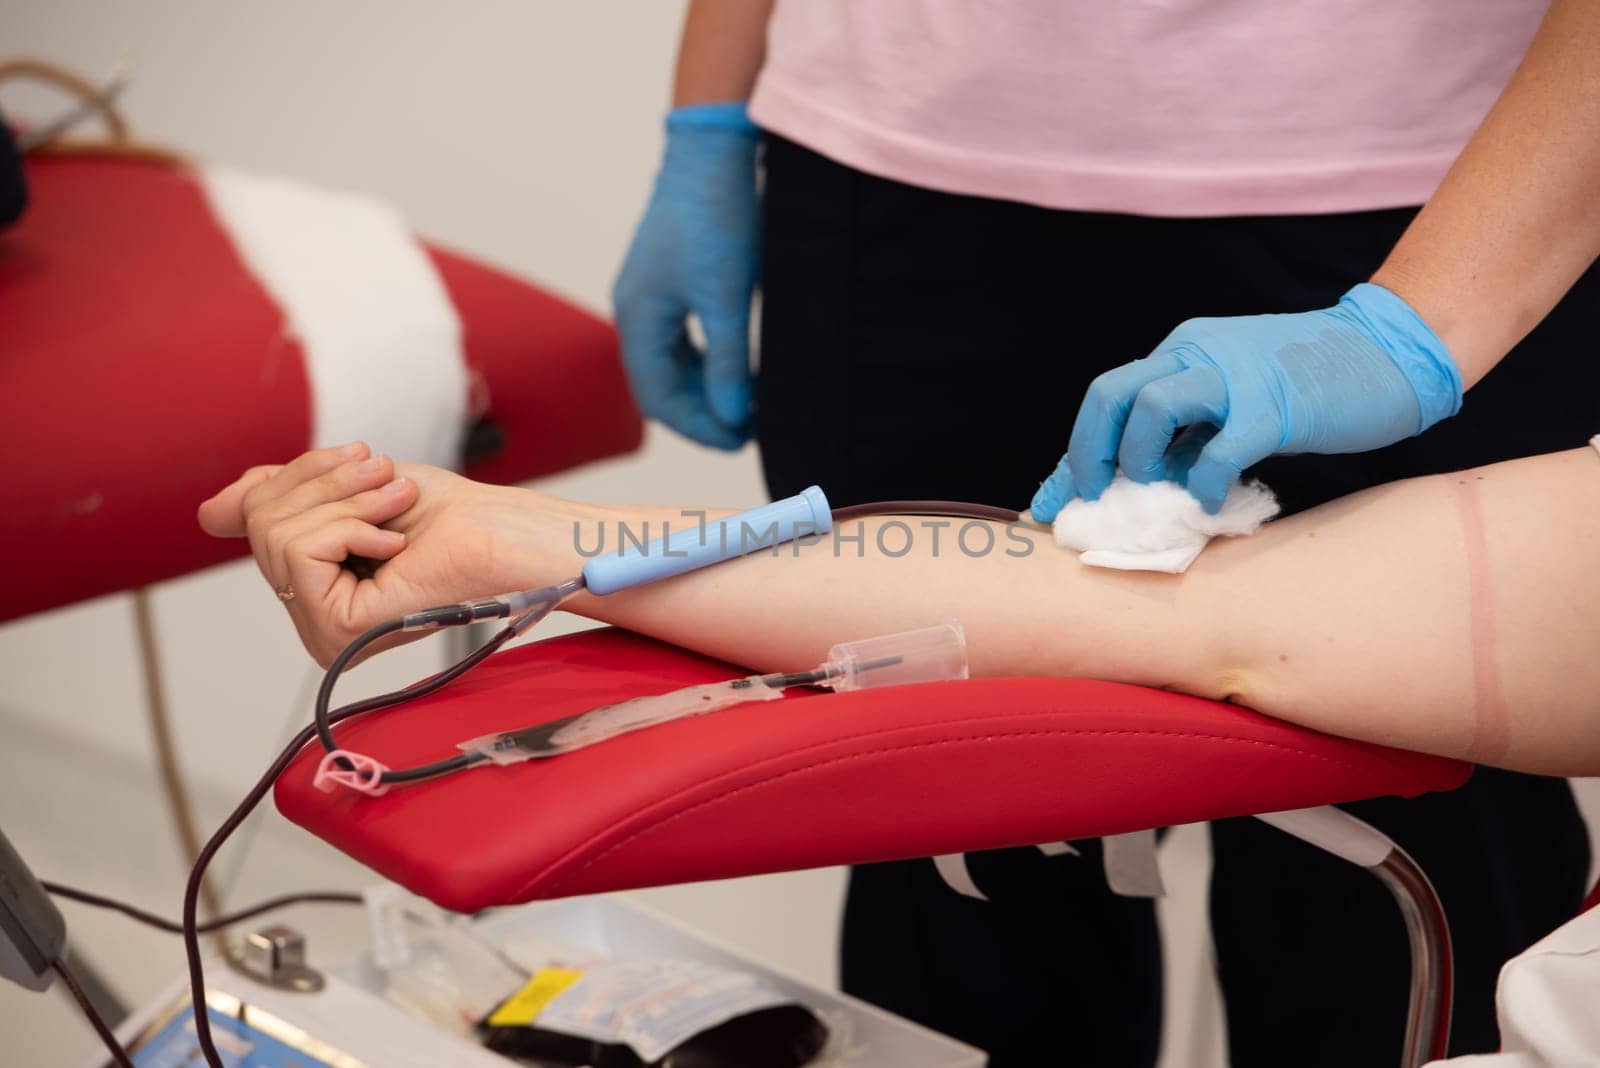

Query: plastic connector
[820,621,969,692]
[400,598,512,632]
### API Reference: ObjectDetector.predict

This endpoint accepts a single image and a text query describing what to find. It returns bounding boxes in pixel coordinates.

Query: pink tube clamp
[313,749,391,796]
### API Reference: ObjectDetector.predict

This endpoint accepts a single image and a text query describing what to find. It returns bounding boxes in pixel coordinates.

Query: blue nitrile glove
[1030,283,1463,519]
[612,102,761,450]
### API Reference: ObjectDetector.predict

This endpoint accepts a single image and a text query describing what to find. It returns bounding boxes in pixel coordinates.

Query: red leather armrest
[274,628,1471,913]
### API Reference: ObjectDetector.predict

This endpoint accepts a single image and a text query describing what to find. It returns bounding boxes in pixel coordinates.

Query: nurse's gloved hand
[612,102,761,450]
[1030,283,1463,519]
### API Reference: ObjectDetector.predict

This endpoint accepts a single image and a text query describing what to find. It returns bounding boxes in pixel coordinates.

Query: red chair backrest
[0,155,639,622]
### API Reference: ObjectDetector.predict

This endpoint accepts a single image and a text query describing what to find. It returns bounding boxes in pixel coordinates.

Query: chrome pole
[1370,844,1453,1066]
[1256,806,1453,1067]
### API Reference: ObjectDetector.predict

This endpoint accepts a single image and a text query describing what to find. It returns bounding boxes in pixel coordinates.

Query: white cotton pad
[1050,476,1280,574]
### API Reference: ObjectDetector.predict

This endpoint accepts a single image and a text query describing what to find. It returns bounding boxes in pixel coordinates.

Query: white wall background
[0,4,1592,1066]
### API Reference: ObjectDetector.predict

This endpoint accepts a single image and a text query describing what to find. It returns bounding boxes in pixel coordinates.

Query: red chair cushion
[274,628,1471,914]
[0,155,640,623]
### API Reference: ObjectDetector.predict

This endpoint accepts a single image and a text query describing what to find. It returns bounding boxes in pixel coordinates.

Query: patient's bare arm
[557,448,1600,775]
[198,446,1600,776]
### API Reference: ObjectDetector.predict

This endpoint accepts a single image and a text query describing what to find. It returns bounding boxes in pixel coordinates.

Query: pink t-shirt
[748,1,1547,217]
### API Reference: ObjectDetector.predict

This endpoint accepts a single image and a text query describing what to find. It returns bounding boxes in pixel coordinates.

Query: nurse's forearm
[560,448,1600,775]
[671,0,775,107]
[1371,0,1600,386]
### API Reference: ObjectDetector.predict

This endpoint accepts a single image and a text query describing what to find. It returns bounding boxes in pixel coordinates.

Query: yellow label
[488,967,585,1028]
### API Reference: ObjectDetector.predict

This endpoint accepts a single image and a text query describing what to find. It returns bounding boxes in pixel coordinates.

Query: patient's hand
[198,443,576,665]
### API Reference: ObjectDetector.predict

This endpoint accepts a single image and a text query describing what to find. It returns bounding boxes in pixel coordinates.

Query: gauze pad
[1050,476,1279,573]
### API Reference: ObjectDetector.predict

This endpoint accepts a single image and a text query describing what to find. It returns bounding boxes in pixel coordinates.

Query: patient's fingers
[198,442,374,538]
[281,518,408,665]
[255,477,419,588]
[241,442,370,519]
[245,454,397,542]
[197,465,281,537]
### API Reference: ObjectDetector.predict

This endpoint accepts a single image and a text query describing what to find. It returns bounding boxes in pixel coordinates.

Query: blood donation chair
[275,627,1474,1066]
[0,147,641,624]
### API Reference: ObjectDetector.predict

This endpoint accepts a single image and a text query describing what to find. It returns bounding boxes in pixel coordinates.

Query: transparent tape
[458,621,969,764]
[459,676,785,764]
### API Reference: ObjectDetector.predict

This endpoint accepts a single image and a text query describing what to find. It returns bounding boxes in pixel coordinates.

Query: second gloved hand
[612,102,761,450]
[1030,283,1463,519]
